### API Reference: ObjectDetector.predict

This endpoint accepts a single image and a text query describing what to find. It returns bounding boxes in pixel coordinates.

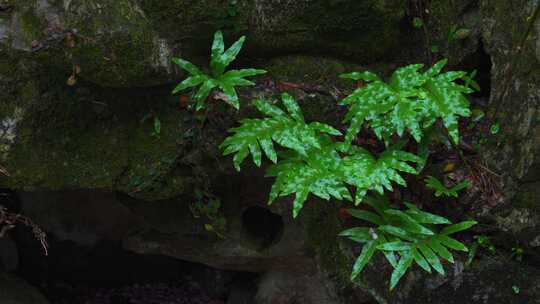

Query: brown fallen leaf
[67,75,77,86]
[179,95,190,108]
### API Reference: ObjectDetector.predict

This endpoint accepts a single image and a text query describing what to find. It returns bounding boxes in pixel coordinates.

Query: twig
[0,206,48,256]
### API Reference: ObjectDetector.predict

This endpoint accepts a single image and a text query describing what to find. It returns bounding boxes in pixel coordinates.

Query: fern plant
[172,31,266,110]
[339,59,473,146]
[220,93,423,217]
[424,175,471,198]
[182,32,479,290]
[340,196,477,289]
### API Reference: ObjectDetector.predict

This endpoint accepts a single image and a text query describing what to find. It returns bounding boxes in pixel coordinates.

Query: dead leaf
[179,95,190,108]
[67,75,77,86]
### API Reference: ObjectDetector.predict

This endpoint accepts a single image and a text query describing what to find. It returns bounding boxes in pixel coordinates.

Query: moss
[251,0,404,61]
[18,8,44,45]
[140,0,250,57]
[62,0,164,87]
[70,31,157,87]
[263,55,356,85]
[1,78,195,200]
[142,0,405,62]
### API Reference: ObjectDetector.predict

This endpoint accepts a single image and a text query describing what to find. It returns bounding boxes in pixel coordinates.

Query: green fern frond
[340,59,473,146]
[220,93,341,172]
[172,31,266,110]
[221,93,423,218]
[266,144,351,218]
[264,144,421,217]
[341,147,423,203]
[341,200,477,290]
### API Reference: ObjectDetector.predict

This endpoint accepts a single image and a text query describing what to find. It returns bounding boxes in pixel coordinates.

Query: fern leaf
[428,238,455,263]
[223,69,267,79]
[266,146,350,217]
[339,81,394,146]
[390,249,414,290]
[379,234,398,268]
[281,92,305,122]
[339,227,372,243]
[194,79,217,110]
[172,58,203,76]
[221,94,339,171]
[220,36,246,72]
[341,147,421,204]
[389,63,426,90]
[210,31,226,76]
[412,246,432,273]
[347,209,384,225]
[220,82,240,109]
[340,71,380,82]
[423,59,447,78]
[172,75,207,94]
[384,209,434,235]
[438,235,468,252]
[440,221,477,235]
[340,59,474,145]
[425,176,470,198]
[377,241,413,251]
[417,243,445,275]
[173,31,266,110]
[343,203,474,289]
[423,74,472,144]
[378,225,415,241]
[404,203,451,224]
[351,240,377,280]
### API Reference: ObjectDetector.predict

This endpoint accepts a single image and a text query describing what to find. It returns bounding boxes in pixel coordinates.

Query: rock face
[16,188,348,303]
[2,0,540,304]
[412,258,540,304]
[480,0,540,204]
[0,0,406,88]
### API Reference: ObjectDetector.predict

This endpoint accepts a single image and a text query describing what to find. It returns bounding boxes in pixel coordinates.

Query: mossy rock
[2,0,408,88]
[0,77,201,201]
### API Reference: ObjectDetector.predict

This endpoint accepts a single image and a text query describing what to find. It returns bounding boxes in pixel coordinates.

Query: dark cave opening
[0,190,260,304]
[241,206,284,251]
[13,237,259,304]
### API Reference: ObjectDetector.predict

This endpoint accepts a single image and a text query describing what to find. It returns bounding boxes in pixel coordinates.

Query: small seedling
[425,176,471,198]
[172,31,266,110]
[447,25,471,44]
[490,122,501,134]
[511,246,524,262]
[413,17,424,28]
[151,117,161,138]
[474,235,496,254]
